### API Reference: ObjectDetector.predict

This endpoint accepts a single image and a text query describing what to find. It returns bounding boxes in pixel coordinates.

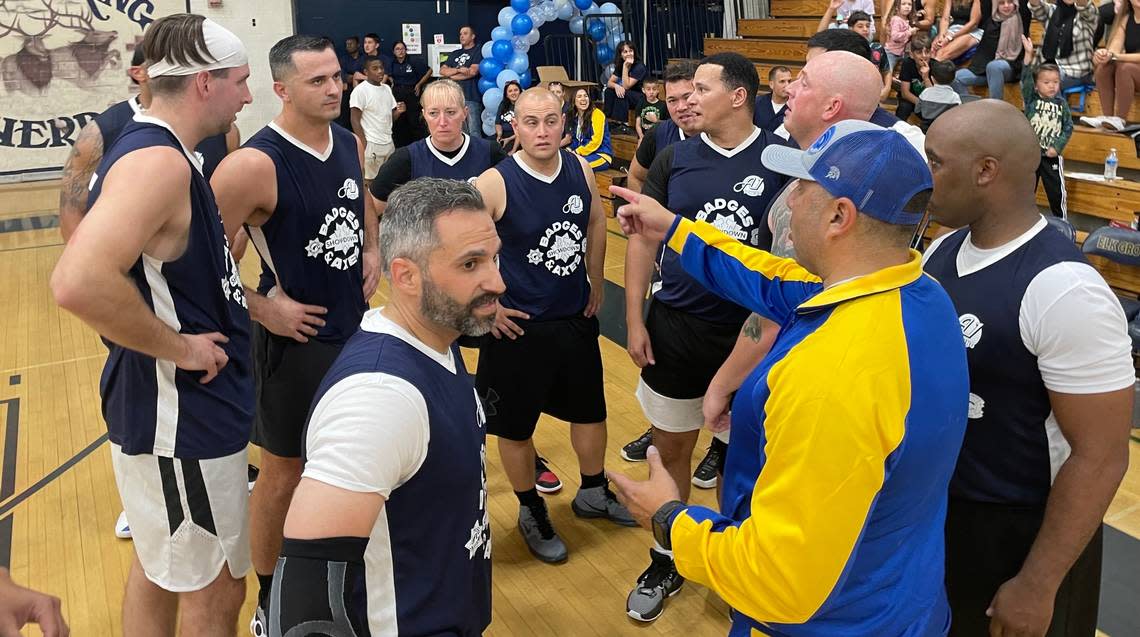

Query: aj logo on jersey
[337,178,360,200]
[305,206,363,270]
[528,220,584,276]
[732,175,766,198]
[960,313,984,349]
[562,194,584,215]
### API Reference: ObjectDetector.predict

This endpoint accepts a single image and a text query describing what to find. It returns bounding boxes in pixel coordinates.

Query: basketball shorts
[111,444,251,592]
[251,323,345,458]
[638,300,741,433]
[475,315,607,441]
[945,498,1102,636]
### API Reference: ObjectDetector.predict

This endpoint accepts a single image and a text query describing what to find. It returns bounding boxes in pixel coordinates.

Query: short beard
[420,275,498,337]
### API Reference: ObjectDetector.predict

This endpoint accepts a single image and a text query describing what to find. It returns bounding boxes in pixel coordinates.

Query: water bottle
[1105,148,1119,181]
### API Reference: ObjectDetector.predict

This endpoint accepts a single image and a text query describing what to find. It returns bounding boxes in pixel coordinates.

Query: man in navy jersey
[439,26,482,136]
[269,178,501,636]
[58,45,240,242]
[473,87,635,565]
[211,34,379,634]
[51,14,253,636]
[621,52,787,623]
[925,100,1133,636]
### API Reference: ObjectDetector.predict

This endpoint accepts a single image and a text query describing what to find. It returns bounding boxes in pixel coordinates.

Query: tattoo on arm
[59,124,104,218]
[742,313,763,342]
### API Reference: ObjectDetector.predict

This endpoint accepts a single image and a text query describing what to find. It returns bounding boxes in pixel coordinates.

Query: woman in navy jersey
[389,40,431,146]
[496,80,522,153]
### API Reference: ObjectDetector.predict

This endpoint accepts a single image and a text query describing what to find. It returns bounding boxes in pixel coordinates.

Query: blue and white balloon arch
[477,0,626,135]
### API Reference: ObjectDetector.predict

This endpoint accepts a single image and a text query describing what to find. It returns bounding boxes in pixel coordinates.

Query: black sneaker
[691,444,722,489]
[247,464,259,493]
[534,456,562,494]
[621,428,653,462]
[626,549,685,622]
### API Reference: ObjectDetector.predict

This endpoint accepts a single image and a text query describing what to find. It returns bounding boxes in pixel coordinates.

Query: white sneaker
[114,511,131,539]
[1080,115,1105,128]
[1103,116,1127,131]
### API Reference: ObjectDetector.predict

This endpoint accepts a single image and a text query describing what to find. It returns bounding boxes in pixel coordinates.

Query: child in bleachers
[885,0,920,70]
[835,0,878,38]
[820,3,894,99]
[897,35,933,121]
[1022,35,1073,217]
[635,79,666,142]
[916,59,963,128]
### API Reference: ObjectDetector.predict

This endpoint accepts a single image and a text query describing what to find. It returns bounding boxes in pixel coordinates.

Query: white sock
[713,429,730,444]
[652,541,674,559]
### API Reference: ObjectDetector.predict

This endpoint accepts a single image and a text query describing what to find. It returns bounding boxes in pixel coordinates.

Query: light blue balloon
[497,69,521,89]
[527,8,545,28]
[481,40,494,58]
[608,31,624,50]
[511,0,530,12]
[508,52,529,75]
[557,1,574,20]
[512,35,531,52]
[511,13,534,36]
[491,26,511,42]
[599,2,619,14]
[542,2,558,21]
[526,28,541,45]
[498,6,517,27]
[569,15,585,34]
[483,120,496,136]
[584,3,601,16]
[483,87,503,111]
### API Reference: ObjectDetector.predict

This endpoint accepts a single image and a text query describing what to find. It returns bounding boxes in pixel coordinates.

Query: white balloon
[498,6,517,27]
[496,69,521,89]
[481,41,494,58]
[512,35,531,52]
[483,120,496,136]
[526,28,541,45]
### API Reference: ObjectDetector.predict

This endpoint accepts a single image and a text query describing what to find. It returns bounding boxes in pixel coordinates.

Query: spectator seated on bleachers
[933,0,984,61]
[954,0,1030,98]
[918,59,964,128]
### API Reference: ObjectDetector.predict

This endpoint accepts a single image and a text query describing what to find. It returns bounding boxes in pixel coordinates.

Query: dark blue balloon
[586,18,606,42]
[511,0,531,12]
[479,77,497,93]
[511,13,534,36]
[492,39,514,64]
[520,69,533,88]
[574,0,592,9]
[479,57,504,79]
[596,42,614,64]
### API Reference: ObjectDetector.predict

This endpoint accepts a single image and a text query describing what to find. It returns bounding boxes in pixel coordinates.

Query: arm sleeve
[348,84,365,110]
[631,63,648,83]
[368,147,413,202]
[670,347,908,624]
[666,216,823,324]
[575,109,608,156]
[641,144,674,203]
[1055,102,1074,151]
[1077,0,1099,27]
[1021,262,1135,393]
[635,129,659,167]
[1020,62,1037,107]
[302,373,430,497]
[890,16,911,45]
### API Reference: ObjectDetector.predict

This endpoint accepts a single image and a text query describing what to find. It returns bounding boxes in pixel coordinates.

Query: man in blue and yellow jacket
[610,120,969,636]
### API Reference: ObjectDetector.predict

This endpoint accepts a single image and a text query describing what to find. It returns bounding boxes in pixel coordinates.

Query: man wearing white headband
[51,13,253,637]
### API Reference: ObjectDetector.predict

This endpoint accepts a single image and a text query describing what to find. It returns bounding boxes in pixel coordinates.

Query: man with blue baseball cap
[609,119,970,636]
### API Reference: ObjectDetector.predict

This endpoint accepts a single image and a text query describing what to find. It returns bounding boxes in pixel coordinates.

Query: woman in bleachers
[570,87,613,171]
[954,0,1032,98]
[1085,0,1140,130]
[1028,0,1099,89]
[602,41,647,128]
[496,80,522,153]
[934,0,985,60]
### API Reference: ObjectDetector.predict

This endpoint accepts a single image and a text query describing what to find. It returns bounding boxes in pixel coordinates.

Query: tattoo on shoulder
[742,313,763,342]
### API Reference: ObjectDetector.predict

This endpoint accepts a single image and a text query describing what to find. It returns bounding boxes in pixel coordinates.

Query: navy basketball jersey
[653,119,687,151]
[89,116,252,459]
[495,151,592,321]
[309,330,491,636]
[243,123,368,344]
[409,133,498,181]
[657,128,787,324]
[923,225,1087,505]
[95,97,230,180]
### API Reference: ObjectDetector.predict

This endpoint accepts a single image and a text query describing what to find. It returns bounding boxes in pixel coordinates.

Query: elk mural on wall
[1,0,120,95]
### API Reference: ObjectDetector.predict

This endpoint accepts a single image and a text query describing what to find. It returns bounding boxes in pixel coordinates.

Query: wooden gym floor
[1,201,1139,635]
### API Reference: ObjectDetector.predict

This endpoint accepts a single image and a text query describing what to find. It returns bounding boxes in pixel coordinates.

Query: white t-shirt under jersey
[350,81,397,146]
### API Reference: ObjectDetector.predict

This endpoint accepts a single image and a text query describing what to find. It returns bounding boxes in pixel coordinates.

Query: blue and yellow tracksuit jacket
[663,217,969,637]
[570,108,612,170]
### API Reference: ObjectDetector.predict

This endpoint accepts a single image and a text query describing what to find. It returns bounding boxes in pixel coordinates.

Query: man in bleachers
[753,66,792,133]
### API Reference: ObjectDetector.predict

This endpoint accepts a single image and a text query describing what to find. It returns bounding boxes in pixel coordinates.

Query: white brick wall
[189,0,296,140]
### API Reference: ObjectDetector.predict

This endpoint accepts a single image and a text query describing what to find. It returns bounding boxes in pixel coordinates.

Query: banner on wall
[0,0,186,178]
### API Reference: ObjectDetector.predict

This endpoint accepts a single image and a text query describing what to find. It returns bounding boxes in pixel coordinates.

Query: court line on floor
[0,353,105,376]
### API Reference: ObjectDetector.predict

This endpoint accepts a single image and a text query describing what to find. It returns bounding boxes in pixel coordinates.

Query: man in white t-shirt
[925,100,1132,637]
[269,178,504,635]
[350,57,405,185]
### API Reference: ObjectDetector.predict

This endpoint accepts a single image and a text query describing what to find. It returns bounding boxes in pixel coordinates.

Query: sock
[256,572,273,608]
[652,540,674,559]
[580,470,607,490]
[713,428,730,445]
[515,488,542,507]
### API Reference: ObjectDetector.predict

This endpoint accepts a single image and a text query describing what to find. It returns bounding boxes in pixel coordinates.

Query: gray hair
[380,178,486,276]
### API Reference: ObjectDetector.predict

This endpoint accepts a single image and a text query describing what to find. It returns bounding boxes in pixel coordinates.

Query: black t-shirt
[898,56,926,96]
[369,141,508,201]
[642,143,675,203]
[634,128,660,168]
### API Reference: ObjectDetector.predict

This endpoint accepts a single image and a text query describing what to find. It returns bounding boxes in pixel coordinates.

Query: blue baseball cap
[760,120,933,225]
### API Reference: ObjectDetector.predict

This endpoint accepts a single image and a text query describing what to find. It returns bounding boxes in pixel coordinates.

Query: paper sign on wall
[434,33,445,45]
[402,23,422,54]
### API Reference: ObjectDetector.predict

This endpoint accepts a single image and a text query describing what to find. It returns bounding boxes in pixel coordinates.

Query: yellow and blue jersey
[663,217,969,637]
[570,108,612,169]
